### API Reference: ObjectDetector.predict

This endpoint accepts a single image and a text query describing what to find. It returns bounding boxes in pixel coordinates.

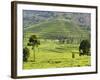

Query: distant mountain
[24,18,90,39]
[23,10,90,40]
[23,10,91,30]
[23,10,55,28]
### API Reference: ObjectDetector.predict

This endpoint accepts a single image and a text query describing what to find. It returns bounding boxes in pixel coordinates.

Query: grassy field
[23,35,91,69]
[23,11,91,69]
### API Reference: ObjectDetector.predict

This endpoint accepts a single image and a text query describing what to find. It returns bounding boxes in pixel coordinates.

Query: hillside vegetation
[23,10,91,69]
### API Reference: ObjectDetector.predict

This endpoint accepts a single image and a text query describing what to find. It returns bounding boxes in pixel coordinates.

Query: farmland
[23,34,91,69]
[23,10,91,69]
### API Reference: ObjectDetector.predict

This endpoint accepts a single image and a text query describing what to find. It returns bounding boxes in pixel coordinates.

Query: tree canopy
[79,40,90,55]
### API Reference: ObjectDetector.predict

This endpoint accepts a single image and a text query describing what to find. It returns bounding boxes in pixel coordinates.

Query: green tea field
[23,36,91,69]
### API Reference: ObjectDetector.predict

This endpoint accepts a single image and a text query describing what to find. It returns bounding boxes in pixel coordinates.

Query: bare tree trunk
[32,46,35,62]
[33,48,35,62]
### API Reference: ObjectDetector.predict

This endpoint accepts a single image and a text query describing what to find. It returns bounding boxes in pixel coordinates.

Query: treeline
[24,32,90,45]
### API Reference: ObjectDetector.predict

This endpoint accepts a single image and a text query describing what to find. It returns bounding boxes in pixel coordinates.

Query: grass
[23,13,90,69]
[23,36,91,69]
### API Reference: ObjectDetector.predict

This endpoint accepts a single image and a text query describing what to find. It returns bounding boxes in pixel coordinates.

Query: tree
[23,47,30,62]
[79,40,90,56]
[27,35,40,62]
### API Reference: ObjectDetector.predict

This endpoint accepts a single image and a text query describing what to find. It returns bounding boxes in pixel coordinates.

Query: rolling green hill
[24,19,89,40]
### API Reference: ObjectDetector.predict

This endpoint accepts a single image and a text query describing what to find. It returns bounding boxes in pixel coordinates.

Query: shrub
[79,40,90,56]
[23,47,30,62]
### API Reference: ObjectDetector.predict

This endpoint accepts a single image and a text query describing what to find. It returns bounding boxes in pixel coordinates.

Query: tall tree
[28,35,40,62]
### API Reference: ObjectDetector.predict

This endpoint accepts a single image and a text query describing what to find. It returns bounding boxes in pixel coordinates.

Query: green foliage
[28,35,40,49]
[23,47,30,62]
[29,35,37,42]
[79,40,90,56]
[27,35,40,62]
[29,35,37,47]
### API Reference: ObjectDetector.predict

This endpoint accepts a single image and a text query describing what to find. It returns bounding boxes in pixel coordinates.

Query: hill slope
[24,19,89,39]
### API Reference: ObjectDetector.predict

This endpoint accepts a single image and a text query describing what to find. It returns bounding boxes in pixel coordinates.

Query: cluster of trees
[23,35,40,62]
[79,40,90,56]
[42,33,89,44]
